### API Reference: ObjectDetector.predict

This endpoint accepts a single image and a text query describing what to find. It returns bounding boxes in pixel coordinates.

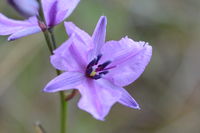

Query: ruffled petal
[51,34,88,72]
[43,72,84,93]
[64,22,92,47]
[42,0,80,27]
[102,36,152,87]
[118,87,140,109]
[77,79,121,120]
[89,16,107,60]
[0,14,40,40]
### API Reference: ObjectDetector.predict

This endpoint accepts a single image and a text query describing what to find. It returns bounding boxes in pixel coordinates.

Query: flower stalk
[48,28,57,50]
[60,91,68,133]
[36,0,53,54]
[37,0,68,133]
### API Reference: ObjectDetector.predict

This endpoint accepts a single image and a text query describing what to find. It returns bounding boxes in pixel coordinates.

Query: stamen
[85,67,93,75]
[102,65,116,71]
[99,71,109,75]
[95,54,102,65]
[86,58,97,69]
[96,61,111,71]
[85,55,113,80]
[93,75,102,80]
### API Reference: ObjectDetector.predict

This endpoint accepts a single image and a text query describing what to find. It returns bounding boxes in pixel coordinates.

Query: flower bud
[8,0,39,17]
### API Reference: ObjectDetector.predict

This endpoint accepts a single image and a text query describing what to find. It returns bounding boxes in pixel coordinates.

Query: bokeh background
[0,0,200,133]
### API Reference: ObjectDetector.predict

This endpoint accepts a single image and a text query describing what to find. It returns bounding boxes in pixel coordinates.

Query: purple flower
[0,0,80,41]
[8,0,39,17]
[43,16,152,120]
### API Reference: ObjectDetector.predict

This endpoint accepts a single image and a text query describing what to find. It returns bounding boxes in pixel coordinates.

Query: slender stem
[51,34,68,133]
[37,0,46,25]
[37,1,68,133]
[43,30,54,54]
[36,0,53,54]
[43,29,68,133]
[43,30,68,133]
[48,28,57,50]
[60,91,68,133]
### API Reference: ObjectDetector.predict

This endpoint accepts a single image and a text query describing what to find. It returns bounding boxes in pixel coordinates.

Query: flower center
[85,54,113,80]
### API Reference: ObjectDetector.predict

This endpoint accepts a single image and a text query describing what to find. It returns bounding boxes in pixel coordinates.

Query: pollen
[90,71,96,77]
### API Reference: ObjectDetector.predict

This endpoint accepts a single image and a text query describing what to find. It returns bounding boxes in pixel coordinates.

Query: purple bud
[8,0,39,17]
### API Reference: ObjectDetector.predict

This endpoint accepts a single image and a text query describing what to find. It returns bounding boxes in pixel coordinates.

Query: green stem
[36,0,53,54]
[43,29,68,133]
[56,67,68,133]
[37,1,68,133]
[44,32,68,133]
[60,91,68,133]
[48,28,57,50]
[43,30,54,55]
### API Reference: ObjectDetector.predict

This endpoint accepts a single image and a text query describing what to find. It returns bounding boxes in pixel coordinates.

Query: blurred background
[0,0,200,133]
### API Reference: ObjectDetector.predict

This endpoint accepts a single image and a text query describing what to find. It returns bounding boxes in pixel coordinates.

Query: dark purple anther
[96,61,111,71]
[95,54,102,65]
[86,58,97,69]
[85,55,112,80]
[99,71,109,75]
[93,75,102,80]
[85,67,93,76]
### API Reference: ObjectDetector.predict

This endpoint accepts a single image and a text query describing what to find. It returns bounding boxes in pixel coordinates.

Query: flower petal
[0,13,40,40]
[43,72,84,93]
[51,34,88,72]
[89,16,107,59]
[118,87,140,109]
[50,54,69,71]
[46,0,58,27]
[64,21,92,47]
[102,37,152,87]
[8,26,41,41]
[0,13,32,34]
[8,0,39,17]
[77,79,121,120]
[42,0,80,27]
[56,0,80,22]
